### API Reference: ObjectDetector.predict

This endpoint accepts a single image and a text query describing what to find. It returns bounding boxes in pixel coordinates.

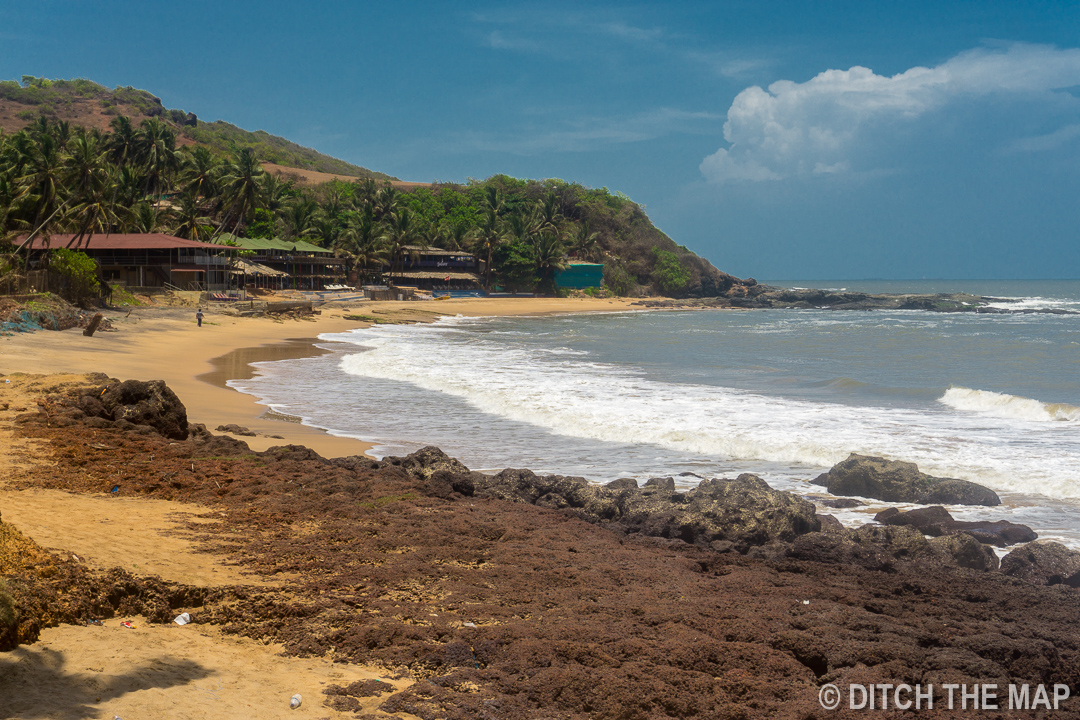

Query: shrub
[651,248,690,295]
[603,262,637,297]
[48,248,100,304]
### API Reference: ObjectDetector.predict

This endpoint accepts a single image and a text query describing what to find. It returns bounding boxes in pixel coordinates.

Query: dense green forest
[0,82,735,296]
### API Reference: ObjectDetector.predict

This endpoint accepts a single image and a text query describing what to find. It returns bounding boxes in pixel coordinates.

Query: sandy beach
[0,296,640,720]
[4,296,1080,719]
[0,296,640,457]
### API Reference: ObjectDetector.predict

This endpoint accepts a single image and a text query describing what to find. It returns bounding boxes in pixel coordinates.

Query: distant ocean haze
[230,279,1080,547]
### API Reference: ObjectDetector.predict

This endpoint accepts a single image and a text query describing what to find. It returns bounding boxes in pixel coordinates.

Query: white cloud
[701,43,1080,183]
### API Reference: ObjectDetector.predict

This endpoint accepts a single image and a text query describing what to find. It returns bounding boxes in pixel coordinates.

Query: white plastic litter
[290,693,303,709]
[173,612,191,625]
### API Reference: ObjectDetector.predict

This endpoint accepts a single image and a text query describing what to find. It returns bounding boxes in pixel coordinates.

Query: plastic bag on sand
[173,612,191,625]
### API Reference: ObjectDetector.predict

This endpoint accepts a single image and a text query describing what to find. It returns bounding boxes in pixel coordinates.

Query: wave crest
[939,386,1080,422]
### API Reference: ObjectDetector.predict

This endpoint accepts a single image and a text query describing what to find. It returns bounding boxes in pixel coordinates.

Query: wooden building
[384,246,482,291]
[23,233,229,290]
[220,235,346,290]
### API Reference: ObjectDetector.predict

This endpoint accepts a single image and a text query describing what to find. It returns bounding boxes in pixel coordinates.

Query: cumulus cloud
[701,43,1080,183]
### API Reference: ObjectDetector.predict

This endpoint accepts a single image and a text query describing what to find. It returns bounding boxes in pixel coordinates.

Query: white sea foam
[939,387,1080,422]
[983,296,1080,312]
[327,320,1080,500]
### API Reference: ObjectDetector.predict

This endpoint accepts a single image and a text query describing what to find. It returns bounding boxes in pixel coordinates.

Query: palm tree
[379,207,419,282]
[375,182,399,220]
[136,118,179,201]
[216,148,265,238]
[336,207,385,284]
[63,133,118,247]
[14,131,66,241]
[470,206,506,291]
[259,172,292,215]
[536,190,563,238]
[171,189,213,241]
[180,145,219,200]
[280,197,320,240]
[533,231,569,295]
[127,201,164,233]
[570,218,600,261]
[441,219,471,251]
[106,116,139,168]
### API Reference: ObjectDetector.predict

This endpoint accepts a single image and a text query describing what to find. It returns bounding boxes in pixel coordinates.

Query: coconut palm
[379,207,420,282]
[533,231,569,295]
[280,197,320,240]
[216,148,265,237]
[106,115,139,168]
[180,145,219,200]
[536,190,563,238]
[171,190,213,241]
[136,118,179,200]
[570,218,600,261]
[14,131,66,240]
[470,206,507,291]
[336,207,385,284]
[126,201,164,233]
[440,219,471,251]
[63,134,118,247]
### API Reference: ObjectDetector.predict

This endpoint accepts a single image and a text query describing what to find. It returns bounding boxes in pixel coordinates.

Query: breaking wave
[939,387,1080,422]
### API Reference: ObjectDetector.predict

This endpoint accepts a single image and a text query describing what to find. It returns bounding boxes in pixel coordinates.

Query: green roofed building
[555,262,604,290]
[217,234,345,290]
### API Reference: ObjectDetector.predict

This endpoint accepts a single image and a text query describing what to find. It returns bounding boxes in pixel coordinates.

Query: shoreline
[0,297,645,458]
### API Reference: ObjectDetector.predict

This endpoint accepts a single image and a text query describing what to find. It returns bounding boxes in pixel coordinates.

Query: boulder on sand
[95,380,189,440]
[812,453,1000,506]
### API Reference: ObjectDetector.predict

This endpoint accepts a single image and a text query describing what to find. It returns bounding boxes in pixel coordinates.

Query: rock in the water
[875,506,1036,546]
[97,380,189,440]
[813,453,1000,506]
[1001,541,1080,587]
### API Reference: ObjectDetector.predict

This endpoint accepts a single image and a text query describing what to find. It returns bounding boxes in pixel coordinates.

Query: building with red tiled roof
[20,233,230,290]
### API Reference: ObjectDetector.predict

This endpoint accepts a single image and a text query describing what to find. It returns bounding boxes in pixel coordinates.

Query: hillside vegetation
[0,77,745,298]
[0,77,391,179]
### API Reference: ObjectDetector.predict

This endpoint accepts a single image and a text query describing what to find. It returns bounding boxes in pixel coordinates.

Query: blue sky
[2,1,1078,279]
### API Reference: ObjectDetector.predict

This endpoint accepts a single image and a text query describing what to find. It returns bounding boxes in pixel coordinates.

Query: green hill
[0,76,392,179]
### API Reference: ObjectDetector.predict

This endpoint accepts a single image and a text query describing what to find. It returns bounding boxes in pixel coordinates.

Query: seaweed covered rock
[813,453,1000,506]
[1001,541,1080,587]
[875,506,1036,546]
[0,578,15,651]
[96,380,188,440]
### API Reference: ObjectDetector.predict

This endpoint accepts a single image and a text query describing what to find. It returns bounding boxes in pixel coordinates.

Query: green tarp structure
[216,234,333,254]
[555,262,604,289]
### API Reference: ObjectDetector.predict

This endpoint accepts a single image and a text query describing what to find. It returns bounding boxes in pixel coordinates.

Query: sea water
[229,280,1080,548]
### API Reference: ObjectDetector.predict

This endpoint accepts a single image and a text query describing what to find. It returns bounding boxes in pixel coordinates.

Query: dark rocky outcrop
[1001,541,1080,587]
[875,506,1036,546]
[0,577,16,651]
[787,522,1000,572]
[385,448,821,550]
[215,424,256,436]
[96,380,189,440]
[813,453,1001,506]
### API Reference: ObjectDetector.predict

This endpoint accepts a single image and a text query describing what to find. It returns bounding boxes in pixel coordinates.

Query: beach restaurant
[383,246,483,292]
[21,233,230,291]
[218,235,346,291]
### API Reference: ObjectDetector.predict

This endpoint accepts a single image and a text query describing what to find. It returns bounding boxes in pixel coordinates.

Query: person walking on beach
[196,308,204,327]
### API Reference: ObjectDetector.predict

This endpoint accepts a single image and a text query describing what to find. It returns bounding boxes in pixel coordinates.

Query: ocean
[229,280,1080,549]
